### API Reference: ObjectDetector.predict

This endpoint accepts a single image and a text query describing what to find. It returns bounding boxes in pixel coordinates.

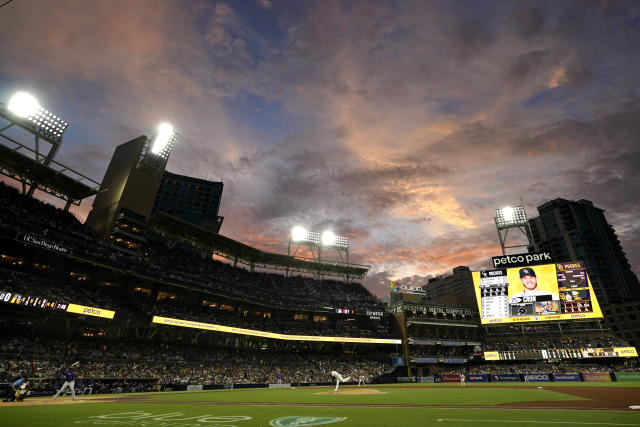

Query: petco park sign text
[492,252,553,268]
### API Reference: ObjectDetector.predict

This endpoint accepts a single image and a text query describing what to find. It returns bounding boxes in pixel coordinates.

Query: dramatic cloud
[1,0,638,298]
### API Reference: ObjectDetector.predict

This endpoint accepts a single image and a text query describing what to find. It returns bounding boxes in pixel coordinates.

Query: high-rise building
[422,266,475,306]
[152,171,224,232]
[528,198,640,304]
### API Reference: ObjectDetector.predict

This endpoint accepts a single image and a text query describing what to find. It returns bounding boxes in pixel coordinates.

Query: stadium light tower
[1,91,69,166]
[136,122,178,175]
[0,90,96,202]
[494,204,537,255]
[287,226,350,281]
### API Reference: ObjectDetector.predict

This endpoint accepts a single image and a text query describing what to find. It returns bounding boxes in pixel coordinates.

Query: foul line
[437,419,640,425]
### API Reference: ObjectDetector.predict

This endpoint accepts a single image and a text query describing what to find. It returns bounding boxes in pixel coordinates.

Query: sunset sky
[1,0,638,297]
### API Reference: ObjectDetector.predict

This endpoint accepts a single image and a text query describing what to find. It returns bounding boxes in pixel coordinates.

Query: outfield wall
[395,372,639,383]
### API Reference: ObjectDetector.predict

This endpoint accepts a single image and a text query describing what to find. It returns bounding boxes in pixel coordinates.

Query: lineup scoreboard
[473,261,603,324]
[0,290,68,311]
[0,290,115,319]
[484,347,638,360]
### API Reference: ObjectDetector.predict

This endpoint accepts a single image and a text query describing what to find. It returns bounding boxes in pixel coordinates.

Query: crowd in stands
[0,182,383,314]
[0,337,392,388]
[0,260,392,339]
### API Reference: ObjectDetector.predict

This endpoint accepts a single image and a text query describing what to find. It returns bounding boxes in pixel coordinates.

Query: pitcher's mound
[315,389,387,395]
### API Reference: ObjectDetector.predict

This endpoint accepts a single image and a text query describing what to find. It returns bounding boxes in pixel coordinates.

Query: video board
[0,290,68,311]
[473,261,602,324]
[0,291,115,319]
[484,347,637,360]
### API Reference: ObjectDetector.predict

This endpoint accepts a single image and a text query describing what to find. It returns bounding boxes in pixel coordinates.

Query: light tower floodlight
[2,91,69,144]
[495,206,528,229]
[494,204,537,255]
[136,122,179,175]
[321,230,336,246]
[151,122,177,157]
[7,92,40,118]
[321,230,349,249]
[291,225,308,242]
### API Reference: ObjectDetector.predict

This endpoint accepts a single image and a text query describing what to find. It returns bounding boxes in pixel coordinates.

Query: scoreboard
[473,261,603,324]
[0,290,68,311]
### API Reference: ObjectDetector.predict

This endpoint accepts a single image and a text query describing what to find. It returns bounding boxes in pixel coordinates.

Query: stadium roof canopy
[0,141,100,202]
[149,212,370,279]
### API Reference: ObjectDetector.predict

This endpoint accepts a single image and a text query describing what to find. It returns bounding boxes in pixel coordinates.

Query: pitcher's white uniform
[330,371,350,392]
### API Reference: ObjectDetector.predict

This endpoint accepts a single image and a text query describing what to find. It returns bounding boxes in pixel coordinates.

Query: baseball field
[2,383,640,427]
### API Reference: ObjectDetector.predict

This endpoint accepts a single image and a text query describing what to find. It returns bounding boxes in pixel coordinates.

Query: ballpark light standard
[494,204,538,255]
[288,226,350,281]
[0,91,100,209]
[136,122,178,175]
[1,91,70,195]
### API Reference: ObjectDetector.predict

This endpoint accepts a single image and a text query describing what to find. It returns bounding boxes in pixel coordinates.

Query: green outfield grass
[2,383,640,427]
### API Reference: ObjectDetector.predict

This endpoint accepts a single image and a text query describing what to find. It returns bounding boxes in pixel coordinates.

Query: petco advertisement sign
[523,373,549,382]
[552,373,580,382]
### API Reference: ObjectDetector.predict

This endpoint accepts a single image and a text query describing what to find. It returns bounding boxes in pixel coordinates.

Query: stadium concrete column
[392,312,410,376]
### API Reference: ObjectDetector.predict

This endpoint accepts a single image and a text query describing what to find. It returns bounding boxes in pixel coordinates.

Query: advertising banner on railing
[613,347,638,357]
[67,303,115,319]
[392,357,406,366]
[491,374,521,382]
[15,232,72,255]
[416,376,434,383]
[614,372,640,382]
[524,373,550,382]
[443,358,466,364]
[412,339,436,345]
[466,374,488,382]
[441,374,462,383]
[582,372,611,382]
[412,357,438,364]
[483,351,500,361]
[552,373,580,382]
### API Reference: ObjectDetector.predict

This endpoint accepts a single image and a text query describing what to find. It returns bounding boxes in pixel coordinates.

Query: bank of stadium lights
[4,91,69,143]
[290,226,320,245]
[321,230,349,249]
[494,204,537,255]
[290,226,348,249]
[150,122,178,160]
[494,205,528,230]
